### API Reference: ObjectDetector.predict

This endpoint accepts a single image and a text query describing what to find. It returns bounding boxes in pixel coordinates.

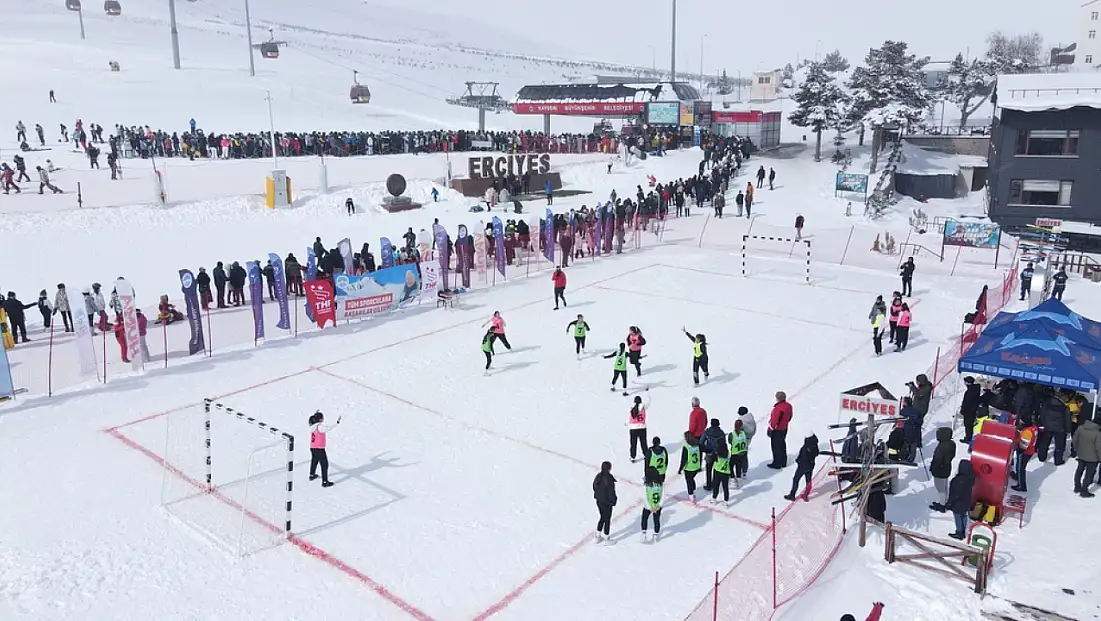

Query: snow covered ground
[3,2,1100,621]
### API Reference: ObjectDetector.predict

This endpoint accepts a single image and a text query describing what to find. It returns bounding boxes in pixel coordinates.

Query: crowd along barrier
[5,211,653,401]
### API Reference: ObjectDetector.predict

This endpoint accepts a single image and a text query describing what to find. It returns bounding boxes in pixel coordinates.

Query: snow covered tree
[782,63,795,81]
[847,41,932,172]
[822,50,850,73]
[937,53,994,127]
[715,69,734,95]
[788,62,848,162]
[985,31,1044,74]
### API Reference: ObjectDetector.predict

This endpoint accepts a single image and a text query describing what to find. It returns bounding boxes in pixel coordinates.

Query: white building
[1076,0,1101,70]
[749,69,781,102]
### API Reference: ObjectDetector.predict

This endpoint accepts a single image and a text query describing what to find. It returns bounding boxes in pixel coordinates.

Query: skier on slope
[626,326,646,376]
[565,314,590,357]
[308,410,341,488]
[683,327,709,385]
[640,466,664,543]
[482,311,511,353]
[626,394,649,462]
[604,343,629,395]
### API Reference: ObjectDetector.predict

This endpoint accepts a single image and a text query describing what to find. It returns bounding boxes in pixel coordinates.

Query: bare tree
[985,31,1044,74]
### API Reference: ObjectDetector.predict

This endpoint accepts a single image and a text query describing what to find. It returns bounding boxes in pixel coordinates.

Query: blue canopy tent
[979,298,1101,351]
[958,321,1101,392]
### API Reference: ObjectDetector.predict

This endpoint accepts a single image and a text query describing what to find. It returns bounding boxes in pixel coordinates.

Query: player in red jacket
[688,397,707,439]
[767,391,793,469]
[552,267,567,309]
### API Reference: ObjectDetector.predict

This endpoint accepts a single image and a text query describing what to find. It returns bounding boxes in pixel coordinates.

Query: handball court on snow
[107,258,911,621]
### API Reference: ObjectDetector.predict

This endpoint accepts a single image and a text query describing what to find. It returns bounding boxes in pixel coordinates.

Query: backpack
[700,431,717,454]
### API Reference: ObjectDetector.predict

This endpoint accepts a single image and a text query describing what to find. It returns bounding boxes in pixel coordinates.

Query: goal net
[741,228,812,284]
[160,399,295,557]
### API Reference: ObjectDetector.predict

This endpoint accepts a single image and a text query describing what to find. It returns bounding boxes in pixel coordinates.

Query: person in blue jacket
[545,180,554,205]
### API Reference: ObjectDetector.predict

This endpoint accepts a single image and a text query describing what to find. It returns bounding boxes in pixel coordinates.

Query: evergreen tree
[788,62,848,162]
[846,41,932,172]
[716,69,734,95]
[822,50,850,73]
[937,53,994,128]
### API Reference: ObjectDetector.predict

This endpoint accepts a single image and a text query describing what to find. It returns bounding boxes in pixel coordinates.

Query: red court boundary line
[105,426,438,621]
[471,498,646,621]
[316,367,769,531]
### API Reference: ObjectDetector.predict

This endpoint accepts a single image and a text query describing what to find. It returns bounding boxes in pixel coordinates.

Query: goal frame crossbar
[203,398,296,536]
[741,234,812,284]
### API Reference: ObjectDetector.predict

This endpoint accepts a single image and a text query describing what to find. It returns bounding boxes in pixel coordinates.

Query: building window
[1009,180,1073,207]
[1014,129,1080,156]
[757,76,771,84]
[1091,30,1098,39]
[1088,55,1095,64]
[1093,11,1099,19]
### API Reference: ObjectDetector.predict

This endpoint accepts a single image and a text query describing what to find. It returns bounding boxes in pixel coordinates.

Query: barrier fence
[684,464,846,621]
[7,214,654,400]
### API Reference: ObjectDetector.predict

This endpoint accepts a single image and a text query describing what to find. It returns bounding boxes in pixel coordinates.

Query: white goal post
[741,234,812,284]
[160,398,295,556]
[203,399,295,536]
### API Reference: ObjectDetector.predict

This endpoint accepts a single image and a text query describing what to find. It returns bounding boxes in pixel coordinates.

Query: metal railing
[906,125,991,137]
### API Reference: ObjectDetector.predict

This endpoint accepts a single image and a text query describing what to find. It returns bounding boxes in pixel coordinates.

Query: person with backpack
[784,433,820,501]
[1010,414,1039,492]
[678,431,703,501]
[592,461,617,544]
[308,411,341,488]
[767,391,793,469]
[603,342,630,395]
[700,418,726,491]
[626,395,649,462]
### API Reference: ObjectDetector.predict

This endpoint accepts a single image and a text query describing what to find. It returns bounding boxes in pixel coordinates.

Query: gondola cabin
[260,42,279,59]
[66,0,81,11]
[104,0,121,15]
[350,84,371,104]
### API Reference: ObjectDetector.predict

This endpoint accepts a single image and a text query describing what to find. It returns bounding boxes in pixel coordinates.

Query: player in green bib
[481,329,495,374]
[729,419,750,483]
[565,314,591,358]
[641,466,664,543]
[603,342,629,395]
[711,442,732,505]
[645,436,668,484]
[678,431,703,502]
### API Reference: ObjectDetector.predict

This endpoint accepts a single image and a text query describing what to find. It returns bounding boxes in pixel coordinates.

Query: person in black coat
[212,261,228,308]
[3,292,35,343]
[946,460,975,539]
[928,427,956,511]
[959,376,981,444]
[700,419,726,491]
[228,262,247,306]
[262,260,276,301]
[592,461,617,543]
[196,267,212,310]
[1037,393,1072,464]
[900,257,915,297]
[313,237,326,261]
[784,433,819,501]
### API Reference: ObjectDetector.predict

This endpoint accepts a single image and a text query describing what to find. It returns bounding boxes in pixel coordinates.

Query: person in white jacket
[308,410,342,488]
[91,282,108,331]
[735,406,757,446]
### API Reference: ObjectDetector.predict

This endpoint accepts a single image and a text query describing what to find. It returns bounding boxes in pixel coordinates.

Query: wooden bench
[1002,492,1027,528]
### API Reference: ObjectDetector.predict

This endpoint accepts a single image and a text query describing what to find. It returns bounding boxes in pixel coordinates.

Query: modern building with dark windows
[987,72,1101,233]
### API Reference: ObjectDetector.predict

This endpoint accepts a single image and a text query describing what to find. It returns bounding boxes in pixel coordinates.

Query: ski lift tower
[446,82,511,132]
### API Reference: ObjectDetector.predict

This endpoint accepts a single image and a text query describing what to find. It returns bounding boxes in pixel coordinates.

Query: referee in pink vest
[309,411,341,488]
